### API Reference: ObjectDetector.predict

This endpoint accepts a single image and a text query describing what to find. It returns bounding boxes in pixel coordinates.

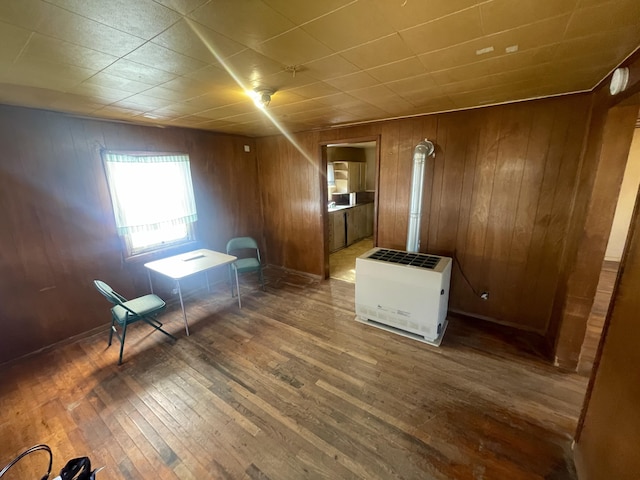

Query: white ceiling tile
[371,0,484,31]
[101,58,178,85]
[0,0,637,135]
[302,1,396,51]
[367,57,427,83]
[21,33,119,71]
[223,49,287,88]
[565,0,640,38]
[480,0,578,35]
[262,0,355,24]
[0,82,63,107]
[341,34,414,70]
[0,21,32,63]
[82,72,157,94]
[189,0,296,48]
[45,0,181,40]
[400,7,485,55]
[255,28,334,66]
[0,0,58,31]
[303,54,360,81]
[151,0,210,15]
[151,19,245,64]
[0,58,96,91]
[124,42,208,75]
[37,7,146,57]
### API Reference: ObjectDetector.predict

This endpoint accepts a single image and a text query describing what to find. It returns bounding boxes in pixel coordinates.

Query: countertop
[328,201,373,212]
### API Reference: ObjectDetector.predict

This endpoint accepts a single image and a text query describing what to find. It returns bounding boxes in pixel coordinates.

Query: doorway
[577,117,640,375]
[323,139,378,282]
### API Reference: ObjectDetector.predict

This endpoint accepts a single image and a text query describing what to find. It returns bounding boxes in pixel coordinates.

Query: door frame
[319,135,381,279]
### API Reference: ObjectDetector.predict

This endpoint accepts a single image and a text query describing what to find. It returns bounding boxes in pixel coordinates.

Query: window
[102,151,198,258]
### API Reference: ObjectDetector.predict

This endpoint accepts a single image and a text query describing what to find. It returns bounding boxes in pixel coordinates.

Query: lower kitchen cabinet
[329,209,346,252]
[329,203,374,253]
[365,202,374,237]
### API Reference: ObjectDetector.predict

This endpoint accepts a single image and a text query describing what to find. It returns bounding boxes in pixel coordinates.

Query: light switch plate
[244,145,251,152]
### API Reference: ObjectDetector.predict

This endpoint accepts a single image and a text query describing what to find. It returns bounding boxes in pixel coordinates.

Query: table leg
[176,280,189,336]
[147,270,154,293]
[234,266,241,308]
[205,270,210,292]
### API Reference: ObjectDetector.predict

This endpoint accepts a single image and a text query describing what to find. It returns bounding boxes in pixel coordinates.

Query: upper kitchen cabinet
[328,146,366,194]
[326,143,377,194]
[327,146,365,164]
[333,161,365,193]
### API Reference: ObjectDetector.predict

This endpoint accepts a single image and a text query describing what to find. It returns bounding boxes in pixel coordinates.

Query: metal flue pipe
[406,139,435,253]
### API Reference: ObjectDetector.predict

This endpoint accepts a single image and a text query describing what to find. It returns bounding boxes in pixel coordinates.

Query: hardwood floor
[0,269,587,480]
[577,260,619,376]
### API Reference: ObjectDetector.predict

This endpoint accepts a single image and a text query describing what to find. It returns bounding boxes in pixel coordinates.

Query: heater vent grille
[366,249,440,270]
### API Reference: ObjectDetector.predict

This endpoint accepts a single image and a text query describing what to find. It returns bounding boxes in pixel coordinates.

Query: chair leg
[259,266,265,291]
[142,317,177,341]
[118,322,128,365]
[231,266,238,298]
[108,316,116,347]
[228,265,235,297]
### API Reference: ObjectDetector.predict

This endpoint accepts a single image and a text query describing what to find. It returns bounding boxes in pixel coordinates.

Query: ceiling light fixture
[250,89,274,109]
[610,67,629,96]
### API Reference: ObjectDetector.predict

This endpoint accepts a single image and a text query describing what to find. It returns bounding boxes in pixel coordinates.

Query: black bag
[58,456,100,480]
[0,444,100,480]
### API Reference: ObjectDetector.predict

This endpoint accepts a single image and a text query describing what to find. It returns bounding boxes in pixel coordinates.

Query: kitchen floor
[577,259,619,376]
[329,237,373,283]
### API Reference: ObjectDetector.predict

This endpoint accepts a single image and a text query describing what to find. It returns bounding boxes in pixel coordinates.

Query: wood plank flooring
[577,260,619,376]
[0,269,587,480]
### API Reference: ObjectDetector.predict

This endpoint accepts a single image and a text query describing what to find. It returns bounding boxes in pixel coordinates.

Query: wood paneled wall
[574,156,640,480]
[255,132,324,275]
[257,95,592,334]
[0,105,261,363]
[548,52,640,369]
[549,100,638,368]
[568,52,640,478]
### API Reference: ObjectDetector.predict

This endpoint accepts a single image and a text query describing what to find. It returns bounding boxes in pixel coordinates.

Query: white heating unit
[355,247,452,346]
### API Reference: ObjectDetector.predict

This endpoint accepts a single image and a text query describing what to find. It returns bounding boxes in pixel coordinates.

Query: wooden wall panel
[0,105,261,363]
[0,92,602,362]
[574,173,640,480]
[375,121,401,249]
[549,100,639,368]
[549,50,640,368]
[257,95,592,334]
[256,131,325,274]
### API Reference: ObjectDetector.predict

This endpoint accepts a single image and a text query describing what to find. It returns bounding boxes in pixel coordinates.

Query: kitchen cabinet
[329,203,374,252]
[346,203,372,246]
[365,202,374,237]
[333,161,365,193]
[328,209,346,252]
[346,208,358,246]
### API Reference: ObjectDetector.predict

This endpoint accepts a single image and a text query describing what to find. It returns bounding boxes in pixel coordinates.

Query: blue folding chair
[226,237,265,296]
[94,280,176,365]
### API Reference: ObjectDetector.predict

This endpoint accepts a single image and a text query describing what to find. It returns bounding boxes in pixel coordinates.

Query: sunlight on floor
[329,237,374,283]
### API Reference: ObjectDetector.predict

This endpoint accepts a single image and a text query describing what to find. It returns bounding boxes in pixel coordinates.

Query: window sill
[123,240,200,265]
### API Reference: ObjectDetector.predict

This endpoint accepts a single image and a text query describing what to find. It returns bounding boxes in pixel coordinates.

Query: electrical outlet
[480,291,489,301]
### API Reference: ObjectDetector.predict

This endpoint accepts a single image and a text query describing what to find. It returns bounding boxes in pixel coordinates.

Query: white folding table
[144,248,240,335]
